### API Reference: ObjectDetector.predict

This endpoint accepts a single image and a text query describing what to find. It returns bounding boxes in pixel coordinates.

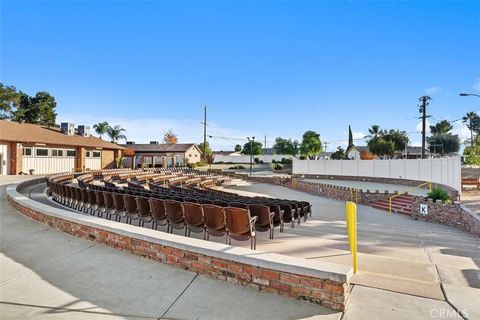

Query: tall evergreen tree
[348,125,354,149]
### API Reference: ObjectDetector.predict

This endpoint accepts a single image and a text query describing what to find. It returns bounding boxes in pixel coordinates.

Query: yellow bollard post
[351,203,357,274]
[345,201,358,273]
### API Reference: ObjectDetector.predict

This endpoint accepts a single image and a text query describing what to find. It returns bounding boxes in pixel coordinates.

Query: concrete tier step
[370,194,413,215]
[371,203,412,215]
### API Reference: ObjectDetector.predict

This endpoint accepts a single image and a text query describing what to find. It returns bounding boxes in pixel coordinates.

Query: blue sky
[1,1,479,151]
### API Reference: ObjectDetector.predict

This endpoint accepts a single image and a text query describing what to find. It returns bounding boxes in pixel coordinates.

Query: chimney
[126,141,135,145]
[60,123,75,136]
[78,125,91,137]
[150,141,159,144]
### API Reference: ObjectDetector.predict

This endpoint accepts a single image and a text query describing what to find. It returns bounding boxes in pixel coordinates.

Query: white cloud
[474,78,480,91]
[57,114,249,150]
[425,86,440,95]
[452,121,472,143]
[352,132,365,140]
[410,141,422,147]
[415,119,431,134]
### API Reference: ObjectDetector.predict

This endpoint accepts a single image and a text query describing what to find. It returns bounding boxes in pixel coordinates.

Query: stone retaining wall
[411,197,480,237]
[292,180,393,205]
[294,174,459,200]
[7,179,352,311]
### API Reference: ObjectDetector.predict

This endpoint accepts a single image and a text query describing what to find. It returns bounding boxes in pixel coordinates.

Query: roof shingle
[0,120,123,150]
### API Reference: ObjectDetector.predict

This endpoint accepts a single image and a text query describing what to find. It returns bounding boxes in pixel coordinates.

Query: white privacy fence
[293,156,461,192]
[213,155,294,164]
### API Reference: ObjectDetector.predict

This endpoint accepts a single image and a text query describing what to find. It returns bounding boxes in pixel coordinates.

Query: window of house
[86,151,91,158]
[36,148,49,157]
[52,149,64,157]
[66,149,76,157]
[194,154,198,157]
[22,147,32,156]
[92,151,101,158]
[189,154,192,157]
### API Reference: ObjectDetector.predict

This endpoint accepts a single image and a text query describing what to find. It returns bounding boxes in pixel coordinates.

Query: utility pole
[247,137,255,176]
[202,106,208,161]
[418,96,431,159]
[324,141,328,153]
[264,136,267,154]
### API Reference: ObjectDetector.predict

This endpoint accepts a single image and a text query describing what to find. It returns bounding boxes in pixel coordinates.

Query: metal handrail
[349,188,359,204]
[388,181,432,213]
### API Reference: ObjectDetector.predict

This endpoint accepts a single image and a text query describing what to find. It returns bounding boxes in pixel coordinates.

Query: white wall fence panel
[85,158,101,170]
[213,155,294,164]
[293,156,461,191]
[22,157,75,174]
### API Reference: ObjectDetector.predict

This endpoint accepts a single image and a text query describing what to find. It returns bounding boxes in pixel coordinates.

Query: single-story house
[345,146,370,160]
[398,146,431,159]
[318,152,333,159]
[346,144,431,160]
[119,142,202,168]
[0,120,123,175]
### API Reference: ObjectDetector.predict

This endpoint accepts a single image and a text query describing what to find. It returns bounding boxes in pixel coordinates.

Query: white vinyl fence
[213,155,294,164]
[22,157,75,174]
[293,156,461,192]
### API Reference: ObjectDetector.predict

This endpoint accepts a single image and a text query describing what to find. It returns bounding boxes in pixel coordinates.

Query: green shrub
[259,160,264,164]
[254,157,260,164]
[427,188,452,202]
[281,158,292,165]
[229,165,246,170]
[272,159,276,163]
[195,161,207,167]
[187,162,197,168]
[273,163,283,170]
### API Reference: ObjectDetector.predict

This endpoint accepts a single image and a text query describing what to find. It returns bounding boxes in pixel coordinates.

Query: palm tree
[430,120,453,135]
[365,125,382,139]
[93,121,109,138]
[462,111,480,146]
[107,125,127,143]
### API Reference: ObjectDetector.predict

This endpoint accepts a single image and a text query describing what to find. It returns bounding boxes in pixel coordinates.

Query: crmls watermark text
[430,308,468,318]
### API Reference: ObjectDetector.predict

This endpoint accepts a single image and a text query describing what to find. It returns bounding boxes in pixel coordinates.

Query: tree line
[1,83,57,126]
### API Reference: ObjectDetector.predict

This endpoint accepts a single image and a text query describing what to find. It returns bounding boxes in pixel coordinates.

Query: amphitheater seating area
[47,168,312,250]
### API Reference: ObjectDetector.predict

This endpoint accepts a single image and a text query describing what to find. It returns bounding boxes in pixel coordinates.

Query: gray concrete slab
[343,285,458,320]
[443,284,480,320]
[0,303,153,320]
[163,275,340,320]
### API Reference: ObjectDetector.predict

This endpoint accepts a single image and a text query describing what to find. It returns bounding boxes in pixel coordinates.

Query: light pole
[247,136,255,176]
[459,93,480,98]
[459,93,480,145]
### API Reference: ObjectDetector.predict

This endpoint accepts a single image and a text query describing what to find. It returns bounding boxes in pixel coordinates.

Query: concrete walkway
[462,190,480,216]
[2,176,479,319]
[0,177,337,320]
[221,182,480,319]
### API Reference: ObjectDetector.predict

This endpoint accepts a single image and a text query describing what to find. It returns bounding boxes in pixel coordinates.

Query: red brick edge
[7,196,351,311]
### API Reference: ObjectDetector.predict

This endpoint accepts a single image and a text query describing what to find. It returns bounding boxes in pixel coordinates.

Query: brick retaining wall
[7,180,352,311]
